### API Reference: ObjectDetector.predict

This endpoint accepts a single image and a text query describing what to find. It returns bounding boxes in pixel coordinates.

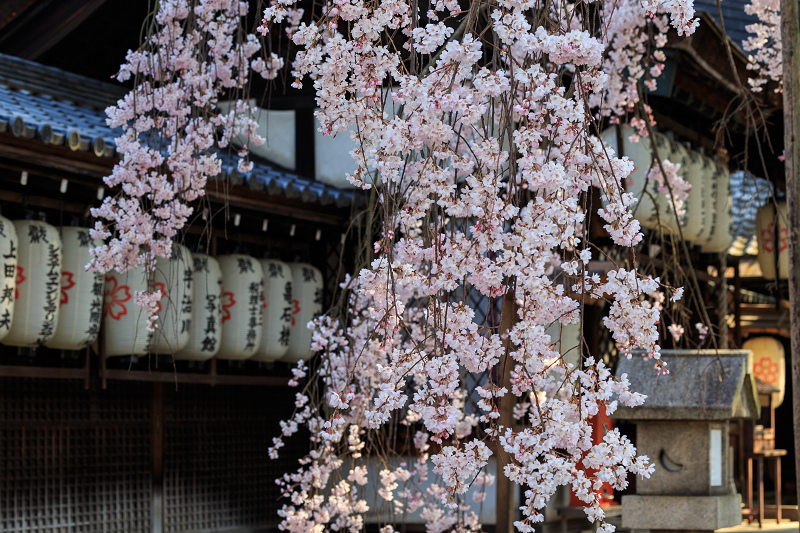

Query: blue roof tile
[694,0,767,50]
[0,52,362,208]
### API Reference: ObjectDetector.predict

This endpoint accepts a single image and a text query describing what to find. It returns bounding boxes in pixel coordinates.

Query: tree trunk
[779,0,800,514]
[496,292,516,533]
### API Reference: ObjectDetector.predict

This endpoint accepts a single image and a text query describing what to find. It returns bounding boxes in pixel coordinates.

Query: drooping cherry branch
[255,0,696,531]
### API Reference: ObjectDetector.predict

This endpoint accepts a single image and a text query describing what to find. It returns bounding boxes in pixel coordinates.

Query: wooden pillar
[780,0,800,514]
[718,255,729,349]
[151,383,164,533]
[295,108,316,179]
[732,258,742,348]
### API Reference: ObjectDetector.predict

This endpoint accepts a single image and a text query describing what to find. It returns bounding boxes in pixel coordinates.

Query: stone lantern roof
[613,349,760,421]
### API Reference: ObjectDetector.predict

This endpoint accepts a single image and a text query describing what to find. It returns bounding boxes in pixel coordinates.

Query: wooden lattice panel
[163,385,302,533]
[0,379,151,533]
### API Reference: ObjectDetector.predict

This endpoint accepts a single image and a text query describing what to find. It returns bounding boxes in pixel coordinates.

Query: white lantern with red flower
[102,268,152,356]
[252,259,294,362]
[217,254,264,360]
[744,336,786,407]
[150,245,193,355]
[755,202,788,280]
[0,216,18,342]
[46,227,104,350]
[2,221,62,347]
[174,254,223,361]
[282,263,323,363]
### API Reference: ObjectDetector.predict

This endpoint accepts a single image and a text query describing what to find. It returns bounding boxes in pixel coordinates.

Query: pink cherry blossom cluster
[590,0,694,123]
[257,0,694,531]
[743,0,782,92]
[646,158,692,222]
[89,0,272,327]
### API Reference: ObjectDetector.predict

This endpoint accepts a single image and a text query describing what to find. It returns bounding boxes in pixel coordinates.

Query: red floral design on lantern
[753,356,779,385]
[154,281,167,314]
[221,292,236,324]
[14,266,25,300]
[761,221,789,253]
[291,299,301,326]
[60,272,75,305]
[104,276,131,320]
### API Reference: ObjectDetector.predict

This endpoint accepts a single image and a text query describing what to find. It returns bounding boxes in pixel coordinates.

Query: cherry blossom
[255,0,695,530]
[96,0,702,530]
[89,0,268,326]
[743,0,782,92]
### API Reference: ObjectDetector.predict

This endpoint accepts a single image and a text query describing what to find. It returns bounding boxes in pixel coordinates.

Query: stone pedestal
[622,494,742,531]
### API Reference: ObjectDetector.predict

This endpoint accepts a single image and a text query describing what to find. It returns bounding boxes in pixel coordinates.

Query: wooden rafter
[0,0,109,60]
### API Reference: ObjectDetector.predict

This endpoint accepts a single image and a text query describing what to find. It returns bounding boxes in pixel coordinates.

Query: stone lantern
[613,350,760,532]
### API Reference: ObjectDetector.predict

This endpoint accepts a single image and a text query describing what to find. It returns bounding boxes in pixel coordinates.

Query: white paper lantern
[755,202,788,280]
[0,216,18,342]
[253,259,294,362]
[600,125,658,228]
[102,268,152,356]
[150,245,193,355]
[46,227,104,350]
[546,321,581,370]
[282,263,323,363]
[682,151,711,244]
[653,139,689,235]
[174,254,223,361]
[744,336,786,407]
[3,220,62,347]
[701,163,734,253]
[217,254,264,360]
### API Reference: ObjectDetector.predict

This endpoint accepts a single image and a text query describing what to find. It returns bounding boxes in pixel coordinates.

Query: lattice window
[0,379,151,533]
[163,385,303,532]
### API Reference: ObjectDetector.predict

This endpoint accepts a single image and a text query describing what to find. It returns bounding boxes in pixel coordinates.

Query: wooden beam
[206,184,350,226]
[101,368,291,387]
[0,134,115,177]
[0,0,109,60]
[0,360,291,386]
[0,0,39,31]
[0,365,89,380]
[0,189,92,214]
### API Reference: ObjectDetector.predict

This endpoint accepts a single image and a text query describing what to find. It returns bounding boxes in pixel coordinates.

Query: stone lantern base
[622,494,742,531]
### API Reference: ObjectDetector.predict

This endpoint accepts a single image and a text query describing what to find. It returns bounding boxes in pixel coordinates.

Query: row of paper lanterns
[602,125,791,280]
[0,217,323,362]
[601,125,733,253]
[0,218,100,351]
[103,250,323,362]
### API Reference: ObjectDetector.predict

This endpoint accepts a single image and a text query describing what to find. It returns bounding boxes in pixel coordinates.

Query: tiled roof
[0,53,362,208]
[693,0,760,50]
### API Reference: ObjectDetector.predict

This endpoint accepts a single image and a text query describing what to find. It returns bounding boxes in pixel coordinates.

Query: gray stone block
[621,494,742,530]
[635,421,731,495]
